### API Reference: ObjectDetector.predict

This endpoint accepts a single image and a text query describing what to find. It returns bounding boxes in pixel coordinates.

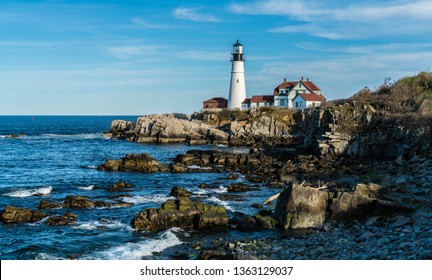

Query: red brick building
[203,97,228,110]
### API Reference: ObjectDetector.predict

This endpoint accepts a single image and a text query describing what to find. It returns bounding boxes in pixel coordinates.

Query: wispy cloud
[172,7,221,22]
[230,0,432,39]
[107,45,160,59]
[131,17,168,29]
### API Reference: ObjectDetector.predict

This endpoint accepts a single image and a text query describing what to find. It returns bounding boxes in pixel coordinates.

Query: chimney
[284,78,286,82]
[301,76,304,81]
[307,77,309,82]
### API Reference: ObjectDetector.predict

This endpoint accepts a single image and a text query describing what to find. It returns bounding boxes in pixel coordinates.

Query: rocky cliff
[110,72,432,160]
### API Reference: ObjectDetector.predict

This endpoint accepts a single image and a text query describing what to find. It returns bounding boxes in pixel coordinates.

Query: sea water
[0,116,279,259]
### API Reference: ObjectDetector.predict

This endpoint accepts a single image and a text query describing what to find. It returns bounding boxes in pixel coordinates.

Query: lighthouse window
[237,79,239,83]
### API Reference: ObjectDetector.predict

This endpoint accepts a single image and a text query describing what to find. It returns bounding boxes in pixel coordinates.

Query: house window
[312,102,316,107]
[280,100,285,106]
[300,102,303,108]
[295,102,299,107]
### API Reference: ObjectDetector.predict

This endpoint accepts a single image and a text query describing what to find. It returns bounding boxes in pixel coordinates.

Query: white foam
[74,220,131,231]
[41,133,100,138]
[196,186,227,195]
[4,186,52,197]
[83,165,97,169]
[187,165,201,169]
[206,196,234,212]
[85,228,182,260]
[78,185,94,190]
[28,217,50,226]
[35,253,65,260]
[122,195,172,205]
[216,144,228,148]
[187,165,212,170]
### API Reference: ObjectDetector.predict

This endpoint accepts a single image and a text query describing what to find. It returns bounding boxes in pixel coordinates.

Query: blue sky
[1,0,431,115]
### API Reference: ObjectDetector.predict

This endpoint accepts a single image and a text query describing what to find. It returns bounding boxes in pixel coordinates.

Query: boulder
[226,183,259,192]
[107,181,134,192]
[274,184,329,229]
[274,183,413,229]
[0,206,47,224]
[38,199,62,209]
[131,197,228,231]
[170,186,192,198]
[47,212,77,226]
[63,196,95,209]
[98,154,168,173]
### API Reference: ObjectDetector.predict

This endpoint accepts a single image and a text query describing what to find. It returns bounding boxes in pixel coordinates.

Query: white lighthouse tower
[228,40,246,109]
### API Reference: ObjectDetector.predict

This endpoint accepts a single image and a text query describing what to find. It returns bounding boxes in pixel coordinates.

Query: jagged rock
[131,197,228,231]
[47,212,77,226]
[110,114,229,145]
[0,206,47,224]
[98,154,168,173]
[274,184,329,229]
[226,183,259,192]
[107,181,134,192]
[254,214,278,229]
[227,173,239,179]
[170,186,192,198]
[274,183,412,229]
[63,196,95,208]
[38,199,62,209]
[169,163,189,173]
[353,183,386,198]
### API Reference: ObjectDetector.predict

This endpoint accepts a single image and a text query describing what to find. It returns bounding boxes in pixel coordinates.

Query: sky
[1,0,432,115]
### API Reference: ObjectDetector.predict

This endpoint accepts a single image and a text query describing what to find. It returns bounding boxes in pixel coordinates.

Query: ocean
[0,116,279,260]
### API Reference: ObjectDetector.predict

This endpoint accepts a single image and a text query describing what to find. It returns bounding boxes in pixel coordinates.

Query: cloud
[230,0,432,39]
[131,18,168,29]
[107,45,160,59]
[172,7,221,22]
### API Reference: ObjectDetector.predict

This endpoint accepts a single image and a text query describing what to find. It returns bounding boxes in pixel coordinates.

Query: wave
[0,134,27,139]
[187,165,212,170]
[40,133,102,139]
[206,196,234,212]
[81,165,97,170]
[83,228,182,260]
[74,219,132,231]
[78,185,95,190]
[4,186,52,198]
[122,195,172,205]
[35,253,66,260]
[196,186,227,195]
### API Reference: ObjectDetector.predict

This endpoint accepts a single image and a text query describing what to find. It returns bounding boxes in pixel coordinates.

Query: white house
[273,77,323,108]
[237,76,326,111]
[292,93,326,110]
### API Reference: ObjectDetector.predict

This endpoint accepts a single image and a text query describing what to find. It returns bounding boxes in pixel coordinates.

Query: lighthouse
[228,40,246,109]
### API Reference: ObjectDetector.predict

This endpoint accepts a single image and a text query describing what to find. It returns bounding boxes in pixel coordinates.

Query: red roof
[242,98,251,103]
[273,81,297,96]
[203,97,228,103]
[250,95,274,103]
[296,93,326,102]
[301,81,321,92]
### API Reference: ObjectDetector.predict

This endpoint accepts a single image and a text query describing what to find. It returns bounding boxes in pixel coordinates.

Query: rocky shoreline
[2,141,432,259]
[2,73,432,259]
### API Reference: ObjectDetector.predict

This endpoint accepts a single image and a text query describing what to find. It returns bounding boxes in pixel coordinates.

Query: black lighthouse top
[231,40,244,61]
